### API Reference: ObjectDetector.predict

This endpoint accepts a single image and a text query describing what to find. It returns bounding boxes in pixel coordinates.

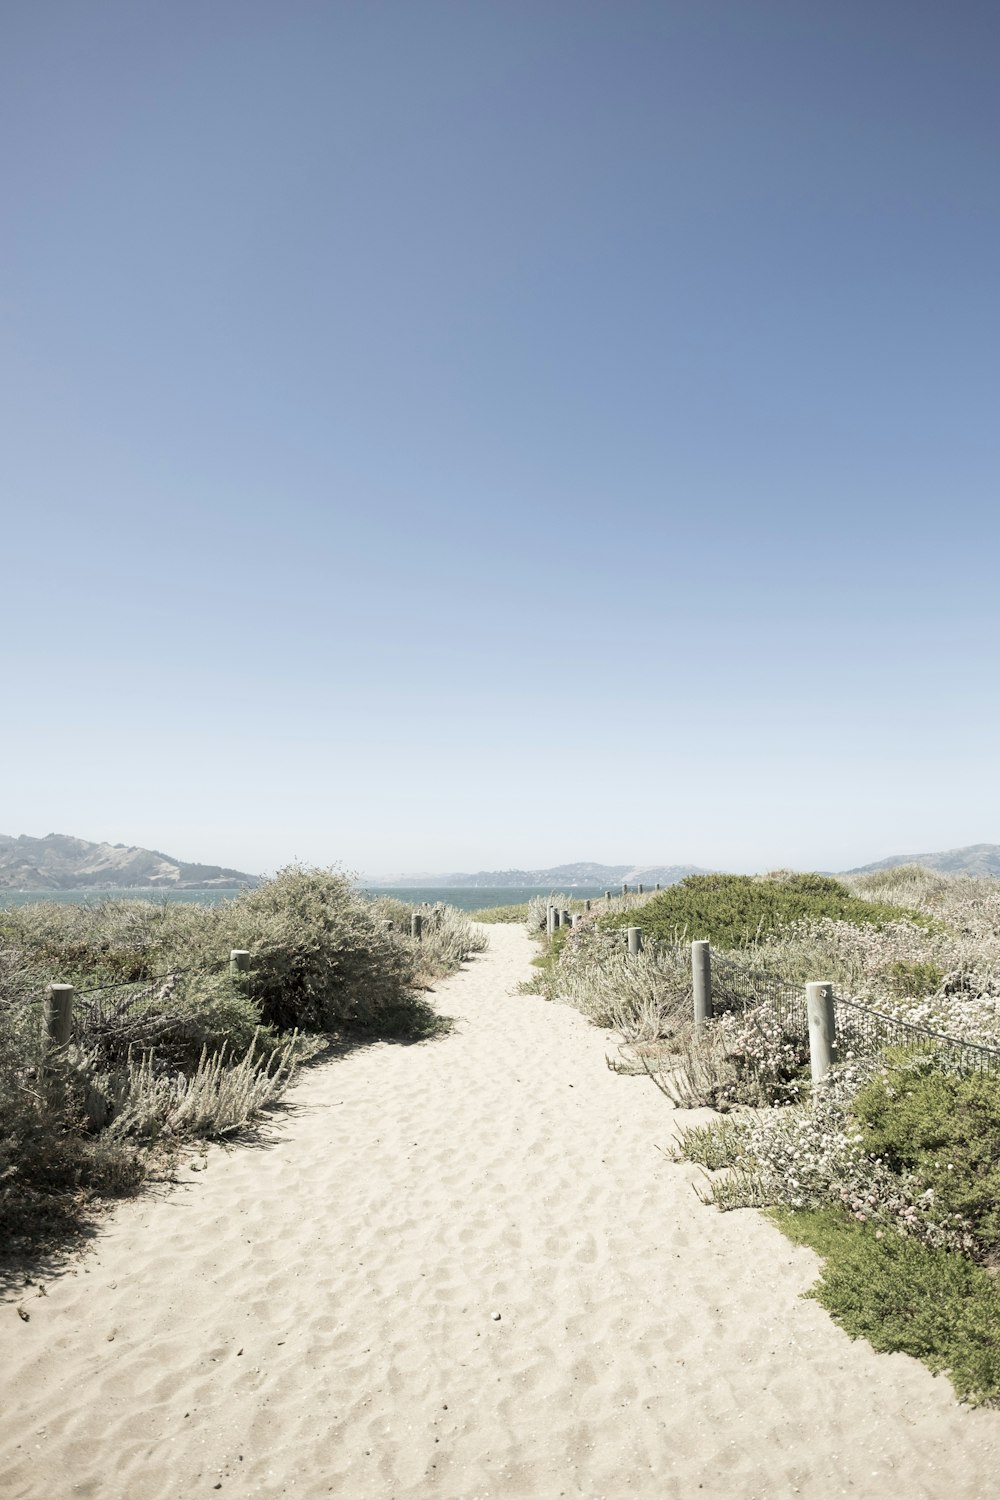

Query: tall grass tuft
[104,1031,299,1141]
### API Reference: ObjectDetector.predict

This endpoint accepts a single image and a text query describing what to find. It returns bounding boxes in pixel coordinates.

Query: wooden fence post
[411,913,423,940]
[46,984,74,1048]
[230,949,251,977]
[546,905,555,936]
[806,982,837,1082]
[562,909,571,929]
[692,940,712,1026]
[621,882,629,896]
[585,898,592,914]
[604,890,612,901]
[638,883,644,895]
[627,926,643,956]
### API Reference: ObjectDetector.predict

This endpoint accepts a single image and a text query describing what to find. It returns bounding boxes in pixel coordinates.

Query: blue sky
[3,1,998,877]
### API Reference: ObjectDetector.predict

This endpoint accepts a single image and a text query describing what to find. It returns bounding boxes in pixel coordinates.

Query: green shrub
[674,1115,748,1170]
[0,897,220,987]
[853,1058,1000,1250]
[470,904,529,923]
[600,872,934,951]
[885,960,945,998]
[772,1206,1000,1405]
[216,867,419,1034]
[120,972,273,1072]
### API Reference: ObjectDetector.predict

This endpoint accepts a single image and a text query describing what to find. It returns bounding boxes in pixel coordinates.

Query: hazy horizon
[5,3,998,877]
[4,827,997,884]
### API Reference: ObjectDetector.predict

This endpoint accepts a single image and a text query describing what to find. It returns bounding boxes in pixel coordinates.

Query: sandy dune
[3,923,999,1499]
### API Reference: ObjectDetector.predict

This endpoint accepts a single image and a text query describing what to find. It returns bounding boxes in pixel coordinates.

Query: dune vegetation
[525,867,1000,1403]
[0,867,485,1255]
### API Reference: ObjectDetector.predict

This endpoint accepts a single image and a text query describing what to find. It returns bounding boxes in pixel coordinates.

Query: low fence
[41,950,253,1049]
[40,911,438,1049]
[609,927,1000,1084]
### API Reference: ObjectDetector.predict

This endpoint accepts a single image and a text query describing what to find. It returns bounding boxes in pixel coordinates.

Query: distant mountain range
[0,833,259,891]
[365,861,711,889]
[845,843,1000,878]
[371,845,1000,887]
[5,834,999,894]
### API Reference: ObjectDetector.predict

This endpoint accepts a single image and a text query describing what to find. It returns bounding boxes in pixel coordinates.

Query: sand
[2,923,999,1499]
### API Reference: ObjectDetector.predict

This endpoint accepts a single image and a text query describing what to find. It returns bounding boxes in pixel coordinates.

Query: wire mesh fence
[74,972,183,1024]
[833,993,1000,1077]
[711,948,1000,1077]
[56,963,229,1062]
[709,951,808,1035]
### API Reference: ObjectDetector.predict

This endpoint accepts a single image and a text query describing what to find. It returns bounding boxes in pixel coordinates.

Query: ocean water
[0,888,244,909]
[357,885,613,912]
[0,884,615,913]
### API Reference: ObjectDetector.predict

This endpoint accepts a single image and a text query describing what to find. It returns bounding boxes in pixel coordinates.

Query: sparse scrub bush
[707,1006,811,1106]
[533,924,693,1038]
[672,1114,746,1170]
[470,903,529,923]
[524,894,582,934]
[103,1032,299,1142]
[413,903,489,976]
[365,896,487,979]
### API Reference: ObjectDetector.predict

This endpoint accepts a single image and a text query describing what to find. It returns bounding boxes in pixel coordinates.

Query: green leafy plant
[884,959,945,998]
[772,1206,1000,1406]
[853,1057,1000,1251]
[600,872,935,951]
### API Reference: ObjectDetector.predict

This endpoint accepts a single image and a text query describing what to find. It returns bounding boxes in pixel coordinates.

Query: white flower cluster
[708,1005,810,1107]
[711,1064,978,1254]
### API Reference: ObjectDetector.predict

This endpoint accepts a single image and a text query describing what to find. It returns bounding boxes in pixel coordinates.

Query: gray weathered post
[655,882,661,891]
[553,908,561,929]
[604,889,612,901]
[46,984,74,1048]
[562,909,571,929]
[621,882,629,896]
[638,883,644,895]
[692,940,713,1027]
[627,926,643,956]
[546,905,555,936]
[411,913,423,940]
[230,949,251,977]
[806,982,837,1082]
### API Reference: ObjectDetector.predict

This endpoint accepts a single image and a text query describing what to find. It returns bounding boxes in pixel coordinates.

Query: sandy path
[2,924,999,1500]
